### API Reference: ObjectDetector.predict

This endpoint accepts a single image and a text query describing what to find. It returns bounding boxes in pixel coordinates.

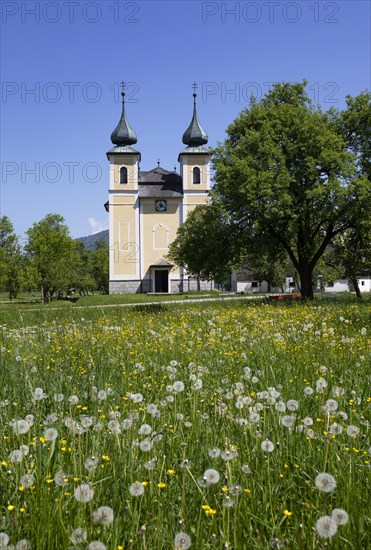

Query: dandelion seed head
[315,515,338,538]
[0,533,10,547]
[20,474,34,488]
[92,506,114,525]
[129,481,145,496]
[346,425,360,438]
[261,439,274,452]
[74,483,94,503]
[139,439,153,452]
[173,381,185,393]
[44,428,58,441]
[331,508,349,525]
[9,449,24,463]
[208,447,221,458]
[15,539,30,550]
[286,400,299,411]
[315,473,337,493]
[87,541,106,550]
[174,531,191,549]
[70,528,88,545]
[203,468,220,484]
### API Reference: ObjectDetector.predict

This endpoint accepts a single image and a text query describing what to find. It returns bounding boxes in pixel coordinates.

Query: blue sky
[1,0,370,240]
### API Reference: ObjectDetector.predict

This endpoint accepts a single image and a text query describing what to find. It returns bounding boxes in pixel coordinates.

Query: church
[105,84,212,294]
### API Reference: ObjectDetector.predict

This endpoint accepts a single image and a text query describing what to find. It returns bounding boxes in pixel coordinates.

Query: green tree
[0,216,23,299]
[90,239,109,294]
[25,213,79,303]
[212,81,370,299]
[341,92,371,179]
[168,202,234,288]
[322,221,371,299]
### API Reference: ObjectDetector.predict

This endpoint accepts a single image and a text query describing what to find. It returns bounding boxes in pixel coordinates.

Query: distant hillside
[76,229,109,250]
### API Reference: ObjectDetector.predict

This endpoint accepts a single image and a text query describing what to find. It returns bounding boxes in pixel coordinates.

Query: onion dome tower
[178,83,211,191]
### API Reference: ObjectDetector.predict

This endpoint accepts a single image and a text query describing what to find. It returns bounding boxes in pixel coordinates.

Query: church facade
[105,85,212,294]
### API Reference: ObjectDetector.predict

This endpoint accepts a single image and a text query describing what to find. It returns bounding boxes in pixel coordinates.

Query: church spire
[110,81,138,146]
[182,83,208,146]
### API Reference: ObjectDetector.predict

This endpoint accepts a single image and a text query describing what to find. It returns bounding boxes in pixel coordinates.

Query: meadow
[0,298,370,549]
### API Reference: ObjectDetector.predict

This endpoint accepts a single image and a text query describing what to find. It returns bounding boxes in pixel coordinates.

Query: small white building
[324,276,371,293]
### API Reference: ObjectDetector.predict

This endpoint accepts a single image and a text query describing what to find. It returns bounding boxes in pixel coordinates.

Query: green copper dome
[111,89,137,146]
[182,91,208,146]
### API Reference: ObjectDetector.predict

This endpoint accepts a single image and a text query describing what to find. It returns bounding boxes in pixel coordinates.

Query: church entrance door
[154,270,169,293]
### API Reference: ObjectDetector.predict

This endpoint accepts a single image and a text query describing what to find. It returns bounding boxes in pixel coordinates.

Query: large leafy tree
[0,216,23,299]
[25,213,80,303]
[212,82,370,299]
[168,202,234,287]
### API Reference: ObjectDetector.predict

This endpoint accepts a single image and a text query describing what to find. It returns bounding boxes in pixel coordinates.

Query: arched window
[120,166,128,184]
[193,166,201,184]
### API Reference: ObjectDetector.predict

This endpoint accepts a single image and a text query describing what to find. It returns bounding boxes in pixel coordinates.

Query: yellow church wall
[141,200,181,276]
[111,195,138,277]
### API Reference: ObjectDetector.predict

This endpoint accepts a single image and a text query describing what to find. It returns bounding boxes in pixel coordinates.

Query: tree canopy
[212,82,370,298]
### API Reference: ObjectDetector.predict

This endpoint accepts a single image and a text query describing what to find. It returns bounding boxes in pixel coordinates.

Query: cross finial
[157,158,160,167]
[121,80,126,101]
[192,82,198,94]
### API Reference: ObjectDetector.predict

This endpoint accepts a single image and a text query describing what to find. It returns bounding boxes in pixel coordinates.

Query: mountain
[76,229,109,250]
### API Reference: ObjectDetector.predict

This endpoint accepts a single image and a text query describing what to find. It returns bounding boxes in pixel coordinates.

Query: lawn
[0,298,370,549]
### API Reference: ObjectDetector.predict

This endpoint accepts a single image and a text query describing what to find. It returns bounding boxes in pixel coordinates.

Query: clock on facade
[155,200,167,212]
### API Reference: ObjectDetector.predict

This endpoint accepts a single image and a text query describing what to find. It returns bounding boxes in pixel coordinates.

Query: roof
[182,93,208,146]
[106,145,141,160]
[150,257,173,267]
[110,92,138,146]
[139,167,183,197]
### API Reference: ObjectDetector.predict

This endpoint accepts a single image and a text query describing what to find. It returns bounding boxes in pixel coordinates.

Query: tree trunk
[197,276,201,292]
[42,287,49,304]
[299,266,314,300]
[350,277,362,299]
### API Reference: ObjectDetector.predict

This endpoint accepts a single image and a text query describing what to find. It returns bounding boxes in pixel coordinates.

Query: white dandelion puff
[33,387,47,401]
[53,393,64,402]
[15,539,30,550]
[221,449,237,461]
[139,424,152,435]
[54,470,69,486]
[9,449,24,463]
[0,533,10,547]
[129,481,145,496]
[208,447,221,458]
[331,508,349,525]
[315,516,338,538]
[281,415,296,428]
[88,541,106,550]
[74,483,94,503]
[70,528,88,545]
[346,425,360,438]
[323,399,338,413]
[261,439,274,452]
[315,473,337,493]
[84,457,100,471]
[173,381,185,393]
[20,474,34,488]
[286,400,299,411]
[203,468,220,484]
[92,506,114,525]
[139,439,153,452]
[44,428,58,441]
[174,532,191,549]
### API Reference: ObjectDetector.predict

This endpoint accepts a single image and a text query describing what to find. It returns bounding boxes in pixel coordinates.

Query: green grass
[0,299,370,549]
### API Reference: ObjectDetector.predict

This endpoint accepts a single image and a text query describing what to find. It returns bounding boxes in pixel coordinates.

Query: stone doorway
[154,269,169,293]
